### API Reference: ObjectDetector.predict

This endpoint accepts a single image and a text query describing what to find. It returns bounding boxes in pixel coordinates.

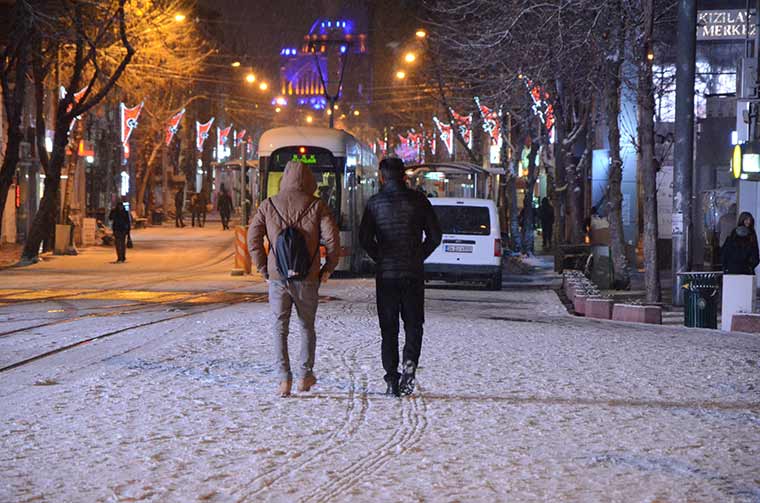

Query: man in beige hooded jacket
[248,160,340,397]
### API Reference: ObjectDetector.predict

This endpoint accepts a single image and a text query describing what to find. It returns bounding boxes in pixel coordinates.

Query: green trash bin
[680,272,722,329]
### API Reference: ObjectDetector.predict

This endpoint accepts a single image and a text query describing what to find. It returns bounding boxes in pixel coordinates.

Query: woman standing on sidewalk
[108,202,131,263]
[721,211,759,275]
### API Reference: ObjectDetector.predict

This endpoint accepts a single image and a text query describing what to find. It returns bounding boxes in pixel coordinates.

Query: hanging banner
[120,102,144,159]
[217,124,232,161]
[165,108,186,146]
[433,116,454,156]
[426,129,436,157]
[474,97,502,146]
[61,86,90,132]
[522,76,556,141]
[234,129,247,147]
[449,108,472,149]
[196,118,215,152]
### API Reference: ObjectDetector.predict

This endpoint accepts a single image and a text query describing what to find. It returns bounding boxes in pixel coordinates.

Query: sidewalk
[503,253,562,289]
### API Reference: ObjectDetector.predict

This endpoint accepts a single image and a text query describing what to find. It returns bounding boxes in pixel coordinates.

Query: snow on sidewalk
[1,280,759,502]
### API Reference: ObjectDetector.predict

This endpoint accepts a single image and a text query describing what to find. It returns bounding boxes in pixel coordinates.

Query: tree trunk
[508,168,521,252]
[521,143,539,255]
[605,15,631,289]
[0,40,29,239]
[21,123,69,260]
[639,0,660,302]
[136,140,163,217]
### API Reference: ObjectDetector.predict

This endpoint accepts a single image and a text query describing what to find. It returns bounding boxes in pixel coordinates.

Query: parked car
[424,197,503,290]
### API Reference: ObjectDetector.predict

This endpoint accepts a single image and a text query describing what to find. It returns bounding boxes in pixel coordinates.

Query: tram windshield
[265,146,342,221]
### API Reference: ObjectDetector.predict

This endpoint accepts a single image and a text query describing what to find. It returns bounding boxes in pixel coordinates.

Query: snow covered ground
[1,275,759,502]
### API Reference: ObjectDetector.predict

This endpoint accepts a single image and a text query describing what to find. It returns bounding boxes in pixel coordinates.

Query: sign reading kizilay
[698,10,756,40]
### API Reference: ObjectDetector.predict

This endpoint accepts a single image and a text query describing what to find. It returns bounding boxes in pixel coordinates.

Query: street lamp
[231,61,241,68]
[395,70,406,80]
[245,73,256,84]
[415,29,427,38]
[174,13,186,22]
[353,110,360,116]
[306,115,313,124]
[259,81,268,91]
[404,52,416,63]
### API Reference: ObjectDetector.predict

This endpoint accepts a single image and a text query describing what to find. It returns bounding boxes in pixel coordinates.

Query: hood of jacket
[280,161,317,194]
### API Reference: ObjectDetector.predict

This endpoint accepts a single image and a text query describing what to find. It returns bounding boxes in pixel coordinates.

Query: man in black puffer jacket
[359,157,442,397]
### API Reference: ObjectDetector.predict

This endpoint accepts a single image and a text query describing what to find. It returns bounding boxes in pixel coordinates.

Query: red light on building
[15,184,21,208]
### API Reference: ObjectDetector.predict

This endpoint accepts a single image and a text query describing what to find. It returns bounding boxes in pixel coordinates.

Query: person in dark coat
[539,197,555,250]
[191,193,201,227]
[359,157,442,397]
[108,202,131,263]
[174,186,185,228]
[217,185,234,230]
[198,190,208,227]
[721,211,760,275]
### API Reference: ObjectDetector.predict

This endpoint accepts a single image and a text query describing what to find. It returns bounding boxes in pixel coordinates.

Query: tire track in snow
[233,299,374,501]
[303,389,429,503]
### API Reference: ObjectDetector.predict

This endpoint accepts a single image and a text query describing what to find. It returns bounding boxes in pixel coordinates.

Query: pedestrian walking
[191,193,201,227]
[359,157,442,397]
[174,186,186,228]
[721,211,759,275]
[539,197,555,250]
[199,190,208,227]
[248,160,340,397]
[217,185,233,230]
[108,202,131,263]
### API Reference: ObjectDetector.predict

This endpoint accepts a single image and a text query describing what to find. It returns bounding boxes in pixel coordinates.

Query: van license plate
[444,245,473,253]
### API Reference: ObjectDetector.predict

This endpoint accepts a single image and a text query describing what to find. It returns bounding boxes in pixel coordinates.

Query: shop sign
[697,10,756,40]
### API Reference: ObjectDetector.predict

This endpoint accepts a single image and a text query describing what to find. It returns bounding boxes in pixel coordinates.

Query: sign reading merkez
[698,10,756,40]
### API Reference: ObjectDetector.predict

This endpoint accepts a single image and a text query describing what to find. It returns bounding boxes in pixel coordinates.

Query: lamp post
[308,38,351,128]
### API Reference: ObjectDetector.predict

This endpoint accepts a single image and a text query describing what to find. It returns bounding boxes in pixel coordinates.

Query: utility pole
[672,0,697,306]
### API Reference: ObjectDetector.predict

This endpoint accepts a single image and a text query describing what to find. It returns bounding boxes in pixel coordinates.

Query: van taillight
[494,239,502,257]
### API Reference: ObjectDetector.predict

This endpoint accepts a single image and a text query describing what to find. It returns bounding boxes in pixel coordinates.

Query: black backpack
[269,199,319,280]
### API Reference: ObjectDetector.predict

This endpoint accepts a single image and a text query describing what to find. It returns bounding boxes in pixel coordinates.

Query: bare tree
[21,0,135,261]
[0,0,34,239]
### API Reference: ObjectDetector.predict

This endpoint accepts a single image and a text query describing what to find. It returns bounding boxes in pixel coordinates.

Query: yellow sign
[733,144,742,179]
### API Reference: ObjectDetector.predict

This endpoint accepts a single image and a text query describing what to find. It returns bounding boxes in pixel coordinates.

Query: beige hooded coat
[248,161,340,281]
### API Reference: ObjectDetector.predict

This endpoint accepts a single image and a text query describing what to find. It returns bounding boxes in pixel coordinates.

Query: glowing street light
[395,70,406,80]
[275,107,282,113]
[306,115,313,124]
[231,61,241,67]
[174,13,186,22]
[245,73,256,83]
[415,29,427,38]
[353,110,360,116]
[404,52,416,63]
[259,81,268,91]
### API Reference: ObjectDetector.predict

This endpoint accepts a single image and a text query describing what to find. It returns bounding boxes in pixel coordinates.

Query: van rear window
[433,205,490,235]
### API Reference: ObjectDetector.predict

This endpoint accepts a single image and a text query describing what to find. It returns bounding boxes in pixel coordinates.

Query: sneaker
[399,361,416,396]
[279,379,292,398]
[297,374,317,392]
[385,379,400,397]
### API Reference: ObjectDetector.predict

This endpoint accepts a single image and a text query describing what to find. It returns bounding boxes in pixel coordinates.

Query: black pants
[114,230,127,262]
[175,208,184,227]
[192,210,202,227]
[376,277,425,383]
[542,224,553,249]
[220,211,230,229]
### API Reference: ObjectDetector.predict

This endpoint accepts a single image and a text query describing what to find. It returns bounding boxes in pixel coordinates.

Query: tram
[257,126,379,272]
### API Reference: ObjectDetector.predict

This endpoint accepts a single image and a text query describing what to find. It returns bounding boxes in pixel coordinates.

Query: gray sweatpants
[268,280,319,381]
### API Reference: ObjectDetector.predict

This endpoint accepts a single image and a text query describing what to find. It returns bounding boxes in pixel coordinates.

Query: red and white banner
[523,76,556,140]
[196,118,215,152]
[61,86,90,132]
[120,102,144,150]
[433,116,454,156]
[234,129,247,147]
[449,108,472,149]
[426,129,436,156]
[217,124,232,160]
[165,108,185,146]
[474,97,502,146]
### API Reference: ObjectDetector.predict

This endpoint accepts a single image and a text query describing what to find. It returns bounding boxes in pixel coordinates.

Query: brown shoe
[297,375,317,392]
[279,380,292,397]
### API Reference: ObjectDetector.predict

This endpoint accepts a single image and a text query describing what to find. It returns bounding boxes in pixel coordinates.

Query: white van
[425,198,503,290]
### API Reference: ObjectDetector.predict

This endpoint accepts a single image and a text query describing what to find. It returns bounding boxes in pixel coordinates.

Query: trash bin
[151,210,164,225]
[680,272,722,329]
